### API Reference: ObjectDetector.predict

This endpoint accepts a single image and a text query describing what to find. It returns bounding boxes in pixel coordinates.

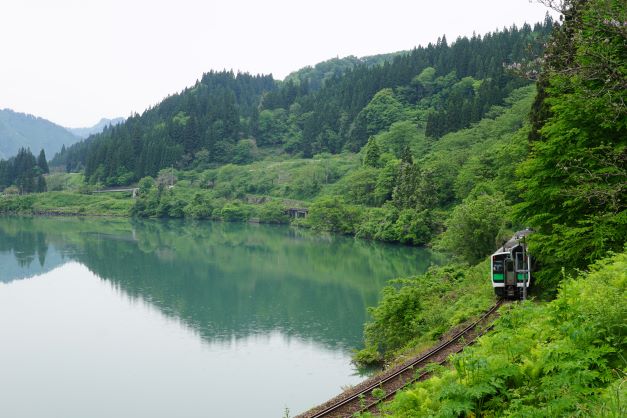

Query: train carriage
[491,229,533,299]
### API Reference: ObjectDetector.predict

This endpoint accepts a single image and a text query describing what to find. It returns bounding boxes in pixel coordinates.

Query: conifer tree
[36,174,46,193]
[37,149,49,174]
[363,137,381,168]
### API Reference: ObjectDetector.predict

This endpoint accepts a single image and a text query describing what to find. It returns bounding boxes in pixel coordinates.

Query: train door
[505,258,516,297]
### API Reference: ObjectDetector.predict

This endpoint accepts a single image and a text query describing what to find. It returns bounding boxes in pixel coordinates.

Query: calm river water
[0,217,437,417]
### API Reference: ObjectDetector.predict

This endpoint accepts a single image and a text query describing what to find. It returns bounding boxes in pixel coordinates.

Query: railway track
[299,299,506,418]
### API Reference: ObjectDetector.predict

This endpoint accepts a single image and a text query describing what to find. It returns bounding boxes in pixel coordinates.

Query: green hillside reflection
[0,217,438,348]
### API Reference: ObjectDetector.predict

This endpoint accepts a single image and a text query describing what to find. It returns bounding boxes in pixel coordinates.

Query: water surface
[0,217,437,417]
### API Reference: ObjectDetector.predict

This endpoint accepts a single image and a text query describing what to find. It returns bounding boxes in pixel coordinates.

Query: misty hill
[67,117,125,139]
[52,18,554,185]
[0,109,80,159]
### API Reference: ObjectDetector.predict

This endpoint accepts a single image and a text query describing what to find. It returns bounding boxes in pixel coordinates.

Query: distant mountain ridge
[67,117,125,139]
[0,109,80,159]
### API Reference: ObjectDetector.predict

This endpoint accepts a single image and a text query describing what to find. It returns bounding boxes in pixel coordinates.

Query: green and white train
[491,229,533,299]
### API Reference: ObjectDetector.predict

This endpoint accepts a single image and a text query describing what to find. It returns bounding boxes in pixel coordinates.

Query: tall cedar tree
[37,149,49,174]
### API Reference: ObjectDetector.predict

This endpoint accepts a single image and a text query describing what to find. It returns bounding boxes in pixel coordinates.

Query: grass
[0,191,133,216]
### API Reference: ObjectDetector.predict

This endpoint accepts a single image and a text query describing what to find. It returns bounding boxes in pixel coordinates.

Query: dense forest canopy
[517,0,627,283]
[51,18,554,187]
[282,52,405,92]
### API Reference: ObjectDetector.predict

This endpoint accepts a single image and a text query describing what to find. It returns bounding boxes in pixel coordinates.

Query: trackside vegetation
[359,251,626,417]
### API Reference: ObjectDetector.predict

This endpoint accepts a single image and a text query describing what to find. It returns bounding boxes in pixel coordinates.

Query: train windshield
[492,259,504,273]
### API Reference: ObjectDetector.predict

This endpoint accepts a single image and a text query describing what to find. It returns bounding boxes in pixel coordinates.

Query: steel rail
[359,322,499,415]
[308,299,504,418]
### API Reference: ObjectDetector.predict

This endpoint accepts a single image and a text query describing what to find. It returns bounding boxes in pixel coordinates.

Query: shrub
[257,200,289,224]
[307,196,362,234]
[436,193,509,263]
[355,262,494,366]
[219,203,249,221]
[138,176,155,196]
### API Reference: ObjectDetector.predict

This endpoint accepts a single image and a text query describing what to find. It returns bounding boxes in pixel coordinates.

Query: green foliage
[256,200,289,224]
[436,193,510,264]
[217,202,249,222]
[355,205,400,242]
[0,147,48,194]
[394,208,436,245]
[392,160,419,209]
[327,166,379,206]
[138,176,155,196]
[375,121,427,159]
[384,250,627,417]
[356,262,495,365]
[44,173,84,192]
[358,89,407,140]
[283,52,401,91]
[232,139,258,164]
[37,149,49,174]
[362,137,381,168]
[185,193,213,219]
[352,345,382,366]
[516,0,627,286]
[306,196,362,234]
[257,109,290,146]
[0,191,132,216]
[373,159,399,205]
[371,387,386,400]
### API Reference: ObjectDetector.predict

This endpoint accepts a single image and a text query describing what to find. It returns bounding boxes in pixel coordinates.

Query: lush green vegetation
[283,52,405,92]
[367,250,626,417]
[2,4,624,414]
[354,0,626,415]
[354,262,495,365]
[0,191,133,216]
[518,0,627,287]
[0,147,49,193]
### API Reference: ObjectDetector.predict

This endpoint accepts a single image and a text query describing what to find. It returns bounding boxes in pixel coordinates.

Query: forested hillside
[517,0,626,285]
[282,52,405,92]
[357,1,626,415]
[52,18,553,187]
[52,72,276,182]
[0,109,80,159]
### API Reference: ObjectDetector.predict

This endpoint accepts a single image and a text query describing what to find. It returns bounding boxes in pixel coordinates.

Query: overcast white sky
[0,0,556,128]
